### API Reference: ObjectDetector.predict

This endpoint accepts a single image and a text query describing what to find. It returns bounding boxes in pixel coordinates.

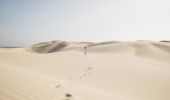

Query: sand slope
[0,41,170,100]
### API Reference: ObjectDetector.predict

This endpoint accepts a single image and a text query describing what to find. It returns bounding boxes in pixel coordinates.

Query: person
[84,46,87,55]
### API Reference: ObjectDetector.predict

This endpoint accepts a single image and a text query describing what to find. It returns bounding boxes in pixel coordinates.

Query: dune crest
[30,40,170,63]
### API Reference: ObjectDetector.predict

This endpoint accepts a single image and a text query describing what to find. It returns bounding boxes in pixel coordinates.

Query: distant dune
[160,40,170,43]
[0,40,170,100]
[31,40,170,63]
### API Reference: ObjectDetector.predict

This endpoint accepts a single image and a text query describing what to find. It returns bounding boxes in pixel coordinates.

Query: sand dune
[31,40,69,53]
[0,40,170,100]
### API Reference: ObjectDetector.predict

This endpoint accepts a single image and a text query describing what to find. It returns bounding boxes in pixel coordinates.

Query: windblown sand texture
[0,40,170,100]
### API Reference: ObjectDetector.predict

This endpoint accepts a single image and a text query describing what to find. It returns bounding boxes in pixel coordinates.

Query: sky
[0,0,170,47]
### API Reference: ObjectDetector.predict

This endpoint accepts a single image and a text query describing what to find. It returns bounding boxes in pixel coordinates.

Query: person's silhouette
[84,46,87,55]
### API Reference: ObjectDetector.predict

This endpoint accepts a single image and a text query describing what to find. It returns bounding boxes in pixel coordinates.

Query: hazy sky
[0,0,170,47]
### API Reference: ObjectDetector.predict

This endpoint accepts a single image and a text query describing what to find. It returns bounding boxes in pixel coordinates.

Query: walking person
[84,46,87,55]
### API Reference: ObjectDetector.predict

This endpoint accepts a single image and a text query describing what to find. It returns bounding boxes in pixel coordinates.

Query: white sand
[0,41,170,100]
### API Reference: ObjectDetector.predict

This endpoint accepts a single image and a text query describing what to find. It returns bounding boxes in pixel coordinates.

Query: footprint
[87,67,92,70]
[68,77,72,80]
[65,93,72,98]
[83,74,86,77]
[52,93,73,100]
[55,83,61,88]
[84,67,92,73]
[50,83,61,88]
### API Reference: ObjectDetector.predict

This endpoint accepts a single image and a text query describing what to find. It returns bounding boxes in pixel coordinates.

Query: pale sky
[0,0,170,47]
